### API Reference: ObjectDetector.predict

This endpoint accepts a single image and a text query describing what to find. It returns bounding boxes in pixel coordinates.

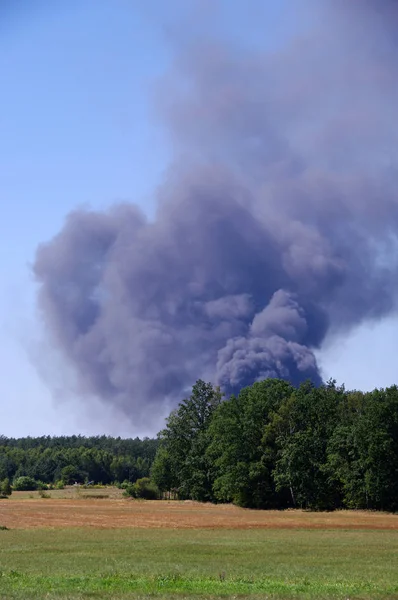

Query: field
[1,491,398,599]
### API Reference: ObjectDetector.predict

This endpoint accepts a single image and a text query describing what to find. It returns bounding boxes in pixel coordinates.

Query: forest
[2,377,398,511]
[152,379,398,512]
[0,435,158,486]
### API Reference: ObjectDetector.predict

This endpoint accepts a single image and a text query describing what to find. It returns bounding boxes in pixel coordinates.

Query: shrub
[13,476,38,491]
[122,483,135,498]
[124,477,159,500]
[38,490,51,498]
[55,480,65,490]
[36,481,48,490]
[0,479,12,497]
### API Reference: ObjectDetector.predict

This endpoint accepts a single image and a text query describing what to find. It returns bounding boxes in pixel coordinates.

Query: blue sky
[1,1,397,438]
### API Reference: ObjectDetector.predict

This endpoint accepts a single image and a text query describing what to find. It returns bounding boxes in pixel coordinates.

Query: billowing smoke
[34,0,398,424]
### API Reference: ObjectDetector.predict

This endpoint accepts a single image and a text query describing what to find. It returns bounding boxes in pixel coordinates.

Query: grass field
[1,493,398,599]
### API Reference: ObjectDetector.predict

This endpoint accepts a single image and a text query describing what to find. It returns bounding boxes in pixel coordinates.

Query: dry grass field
[2,494,398,530]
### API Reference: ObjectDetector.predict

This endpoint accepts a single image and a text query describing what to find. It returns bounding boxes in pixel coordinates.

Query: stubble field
[1,492,398,599]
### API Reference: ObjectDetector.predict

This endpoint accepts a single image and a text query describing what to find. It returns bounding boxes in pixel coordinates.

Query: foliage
[208,379,294,508]
[150,447,175,495]
[3,376,398,511]
[60,465,86,485]
[124,477,159,499]
[38,489,51,498]
[151,377,398,511]
[0,435,158,486]
[153,380,223,501]
[36,480,49,490]
[0,477,12,497]
[13,476,39,491]
[266,379,344,509]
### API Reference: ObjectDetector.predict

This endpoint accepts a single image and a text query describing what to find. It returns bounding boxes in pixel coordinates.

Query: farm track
[2,498,398,530]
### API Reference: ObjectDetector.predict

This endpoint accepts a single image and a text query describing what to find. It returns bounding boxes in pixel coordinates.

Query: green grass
[1,528,397,599]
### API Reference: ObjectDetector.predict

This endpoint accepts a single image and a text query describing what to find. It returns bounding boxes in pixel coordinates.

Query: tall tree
[266,380,344,510]
[153,380,223,501]
[208,379,294,508]
[328,386,398,511]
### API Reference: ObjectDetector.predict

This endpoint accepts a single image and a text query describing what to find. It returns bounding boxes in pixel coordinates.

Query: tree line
[0,435,158,486]
[151,379,398,512]
[2,377,398,511]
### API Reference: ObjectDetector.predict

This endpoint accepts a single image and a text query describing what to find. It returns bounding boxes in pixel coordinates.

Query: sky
[1,0,398,438]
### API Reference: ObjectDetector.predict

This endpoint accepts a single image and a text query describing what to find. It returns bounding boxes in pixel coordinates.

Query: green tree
[266,380,344,510]
[151,446,176,496]
[208,379,294,508]
[326,390,368,508]
[328,386,398,511]
[60,465,86,485]
[155,380,223,501]
[0,435,159,485]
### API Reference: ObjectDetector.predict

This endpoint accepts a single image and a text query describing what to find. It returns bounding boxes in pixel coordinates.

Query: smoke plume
[34,0,398,425]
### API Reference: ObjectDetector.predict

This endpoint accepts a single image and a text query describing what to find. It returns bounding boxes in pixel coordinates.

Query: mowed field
[1,492,398,599]
[3,491,398,530]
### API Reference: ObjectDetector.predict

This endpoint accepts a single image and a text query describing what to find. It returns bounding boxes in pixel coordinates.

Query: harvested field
[1,497,398,530]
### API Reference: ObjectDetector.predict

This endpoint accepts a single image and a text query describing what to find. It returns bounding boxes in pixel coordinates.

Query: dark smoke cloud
[34,0,398,425]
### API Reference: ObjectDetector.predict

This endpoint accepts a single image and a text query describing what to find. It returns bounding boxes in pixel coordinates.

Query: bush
[124,477,159,500]
[122,484,135,498]
[55,480,65,490]
[36,481,49,490]
[13,476,38,491]
[0,478,12,497]
[38,490,51,498]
